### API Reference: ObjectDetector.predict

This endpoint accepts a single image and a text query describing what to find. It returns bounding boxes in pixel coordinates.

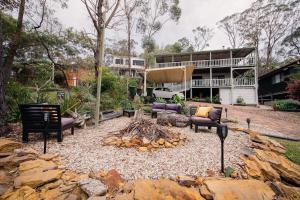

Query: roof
[259,59,300,80]
[155,47,255,61]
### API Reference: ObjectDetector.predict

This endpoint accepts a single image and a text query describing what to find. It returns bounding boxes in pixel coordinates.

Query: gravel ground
[26,116,251,180]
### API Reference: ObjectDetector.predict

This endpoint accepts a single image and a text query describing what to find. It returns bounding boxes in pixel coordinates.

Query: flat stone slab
[79,178,107,197]
[204,179,275,200]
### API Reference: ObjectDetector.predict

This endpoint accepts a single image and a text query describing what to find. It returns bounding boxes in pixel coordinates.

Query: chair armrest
[188,106,197,117]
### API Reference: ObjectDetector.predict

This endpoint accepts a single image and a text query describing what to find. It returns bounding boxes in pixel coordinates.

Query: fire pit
[102,118,186,151]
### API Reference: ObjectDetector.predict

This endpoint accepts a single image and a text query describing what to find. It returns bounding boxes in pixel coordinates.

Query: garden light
[217,124,228,173]
[246,118,251,129]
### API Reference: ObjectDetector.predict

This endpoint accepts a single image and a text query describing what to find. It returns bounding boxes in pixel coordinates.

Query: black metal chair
[19,104,74,143]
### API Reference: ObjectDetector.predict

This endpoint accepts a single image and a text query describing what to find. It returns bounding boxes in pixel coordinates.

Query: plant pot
[128,86,137,98]
[146,87,154,97]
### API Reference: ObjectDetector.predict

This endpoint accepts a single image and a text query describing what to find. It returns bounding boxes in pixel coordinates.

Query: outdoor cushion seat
[152,108,166,113]
[190,116,215,125]
[61,118,75,128]
[151,102,182,118]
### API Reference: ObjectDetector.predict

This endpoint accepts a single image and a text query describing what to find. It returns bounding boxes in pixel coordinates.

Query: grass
[270,137,300,165]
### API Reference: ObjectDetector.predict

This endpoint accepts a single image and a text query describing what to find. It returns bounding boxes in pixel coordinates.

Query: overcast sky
[56,0,254,53]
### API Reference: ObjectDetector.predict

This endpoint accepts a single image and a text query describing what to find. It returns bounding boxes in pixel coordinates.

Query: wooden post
[184,67,187,101]
[210,52,212,103]
[144,70,147,96]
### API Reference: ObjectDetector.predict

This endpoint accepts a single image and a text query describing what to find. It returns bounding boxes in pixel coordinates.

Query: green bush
[272,99,300,111]
[155,97,166,103]
[212,94,221,104]
[5,81,33,122]
[193,97,201,102]
[171,94,183,104]
[205,96,211,103]
[236,96,245,105]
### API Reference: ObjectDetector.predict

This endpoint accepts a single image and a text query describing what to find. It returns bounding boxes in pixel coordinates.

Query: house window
[272,74,283,84]
[125,59,129,65]
[133,60,144,66]
[115,59,123,64]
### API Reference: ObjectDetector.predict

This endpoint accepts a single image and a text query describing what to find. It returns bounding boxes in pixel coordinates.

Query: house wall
[220,88,256,105]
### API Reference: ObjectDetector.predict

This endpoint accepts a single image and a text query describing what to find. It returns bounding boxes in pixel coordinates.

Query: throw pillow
[195,106,213,118]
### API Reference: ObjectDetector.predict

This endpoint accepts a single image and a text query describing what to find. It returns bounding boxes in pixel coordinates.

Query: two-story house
[108,56,145,77]
[154,47,258,105]
[258,59,300,104]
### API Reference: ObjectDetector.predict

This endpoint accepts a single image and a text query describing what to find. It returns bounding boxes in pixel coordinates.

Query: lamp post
[246,118,251,129]
[43,112,49,154]
[217,124,228,173]
[225,108,228,119]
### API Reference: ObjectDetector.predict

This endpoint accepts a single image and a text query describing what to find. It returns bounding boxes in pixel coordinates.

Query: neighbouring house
[154,47,258,105]
[258,59,300,104]
[107,55,145,77]
[65,66,92,87]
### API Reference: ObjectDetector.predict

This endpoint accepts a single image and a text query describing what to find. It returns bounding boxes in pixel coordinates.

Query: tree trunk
[127,17,132,77]
[0,0,26,127]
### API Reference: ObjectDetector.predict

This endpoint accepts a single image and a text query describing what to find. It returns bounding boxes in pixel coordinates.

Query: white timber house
[154,47,258,105]
[107,55,145,77]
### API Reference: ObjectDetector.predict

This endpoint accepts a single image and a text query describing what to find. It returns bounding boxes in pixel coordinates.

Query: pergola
[143,65,195,101]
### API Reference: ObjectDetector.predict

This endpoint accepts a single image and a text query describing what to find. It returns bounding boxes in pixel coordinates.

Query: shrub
[272,99,300,111]
[236,96,245,105]
[171,94,183,104]
[205,96,211,103]
[193,97,201,102]
[212,94,222,104]
[287,80,300,100]
[5,81,33,122]
[155,97,166,103]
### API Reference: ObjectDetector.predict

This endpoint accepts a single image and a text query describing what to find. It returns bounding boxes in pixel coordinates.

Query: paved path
[187,102,300,140]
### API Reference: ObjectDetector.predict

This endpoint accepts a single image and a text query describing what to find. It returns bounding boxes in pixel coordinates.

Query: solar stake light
[225,108,228,119]
[246,118,251,129]
[217,124,228,173]
[43,112,50,154]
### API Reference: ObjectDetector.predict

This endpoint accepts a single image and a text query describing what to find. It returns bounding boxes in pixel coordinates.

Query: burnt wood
[19,104,74,143]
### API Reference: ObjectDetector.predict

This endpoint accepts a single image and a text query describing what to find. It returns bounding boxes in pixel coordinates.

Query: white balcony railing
[192,78,255,88]
[156,57,255,68]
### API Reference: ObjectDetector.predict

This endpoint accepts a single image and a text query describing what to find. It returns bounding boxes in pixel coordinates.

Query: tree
[282,27,300,56]
[0,0,26,127]
[261,2,294,68]
[192,26,214,51]
[81,0,122,126]
[137,0,181,68]
[218,13,244,48]
[122,0,142,75]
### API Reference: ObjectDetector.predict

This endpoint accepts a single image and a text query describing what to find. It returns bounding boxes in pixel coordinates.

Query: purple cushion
[190,116,214,125]
[208,108,222,121]
[61,118,74,128]
[152,103,166,110]
[152,108,166,113]
[166,104,181,113]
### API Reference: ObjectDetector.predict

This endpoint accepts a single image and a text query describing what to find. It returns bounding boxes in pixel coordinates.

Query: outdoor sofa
[151,102,181,118]
[19,104,75,143]
[189,106,223,132]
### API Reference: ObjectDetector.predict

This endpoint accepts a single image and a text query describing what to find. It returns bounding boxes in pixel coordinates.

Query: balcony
[156,57,255,68]
[192,78,255,88]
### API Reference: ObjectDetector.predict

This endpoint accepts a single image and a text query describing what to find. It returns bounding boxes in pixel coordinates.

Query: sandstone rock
[255,149,300,186]
[133,179,204,200]
[142,137,150,145]
[103,136,122,146]
[79,178,107,197]
[138,147,148,152]
[121,181,134,193]
[19,159,57,172]
[88,197,107,200]
[195,177,205,186]
[204,179,275,200]
[150,141,159,148]
[102,169,124,194]
[14,169,63,188]
[230,171,238,178]
[39,153,59,161]
[206,169,215,177]
[251,134,286,154]
[115,192,134,200]
[164,141,173,148]
[241,155,280,181]
[14,148,39,157]
[0,170,13,195]
[1,186,39,200]
[157,138,165,145]
[0,154,36,169]
[273,181,300,200]
[176,175,196,187]
[200,185,213,200]
[0,139,22,154]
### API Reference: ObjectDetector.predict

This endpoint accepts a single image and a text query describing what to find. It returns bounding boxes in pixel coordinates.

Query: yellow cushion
[195,106,213,118]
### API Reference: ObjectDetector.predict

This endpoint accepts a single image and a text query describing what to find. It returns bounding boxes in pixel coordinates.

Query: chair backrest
[211,106,223,123]
[152,102,166,110]
[19,104,61,131]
